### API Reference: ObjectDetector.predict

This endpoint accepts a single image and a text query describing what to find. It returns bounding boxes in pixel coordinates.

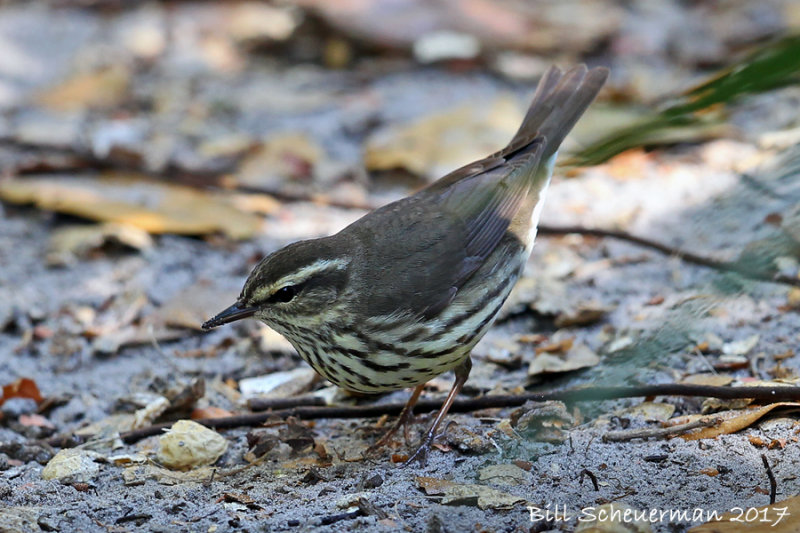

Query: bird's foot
[400,431,436,467]
[363,408,417,458]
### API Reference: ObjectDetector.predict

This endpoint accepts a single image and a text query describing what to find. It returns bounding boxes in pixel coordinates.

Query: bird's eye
[271,285,297,303]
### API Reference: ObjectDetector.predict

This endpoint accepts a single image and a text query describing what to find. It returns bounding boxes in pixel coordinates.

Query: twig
[761,454,777,505]
[538,224,800,288]
[247,396,327,411]
[318,509,362,526]
[602,417,720,442]
[102,384,800,445]
[579,468,599,491]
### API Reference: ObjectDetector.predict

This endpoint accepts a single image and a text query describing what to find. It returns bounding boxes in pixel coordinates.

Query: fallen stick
[110,383,800,444]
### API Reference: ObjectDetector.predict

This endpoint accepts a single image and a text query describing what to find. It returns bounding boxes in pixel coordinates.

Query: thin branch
[538,224,800,287]
[761,454,777,505]
[108,384,800,445]
[602,417,720,442]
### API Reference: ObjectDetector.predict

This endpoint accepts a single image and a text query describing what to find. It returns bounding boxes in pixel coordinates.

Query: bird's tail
[508,65,608,161]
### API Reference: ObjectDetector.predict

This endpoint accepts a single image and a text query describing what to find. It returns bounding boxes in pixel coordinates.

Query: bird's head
[202,238,351,331]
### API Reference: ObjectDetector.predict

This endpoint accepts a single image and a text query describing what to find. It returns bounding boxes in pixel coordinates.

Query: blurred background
[1,1,800,530]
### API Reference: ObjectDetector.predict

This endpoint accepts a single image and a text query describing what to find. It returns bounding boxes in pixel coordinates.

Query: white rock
[41,449,101,483]
[157,420,228,470]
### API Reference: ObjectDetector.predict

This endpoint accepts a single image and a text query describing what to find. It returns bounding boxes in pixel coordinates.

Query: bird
[202,65,608,466]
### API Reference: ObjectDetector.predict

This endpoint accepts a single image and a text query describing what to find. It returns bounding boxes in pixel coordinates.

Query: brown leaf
[19,414,55,429]
[553,303,609,328]
[364,96,522,179]
[415,476,525,510]
[148,281,239,331]
[190,407,233,420]
[689,494,800,532]
[0,175,261,240]
[35,66,129,112]
[529,340,600,376]
[1,378,43,407]
[679,402,800,441]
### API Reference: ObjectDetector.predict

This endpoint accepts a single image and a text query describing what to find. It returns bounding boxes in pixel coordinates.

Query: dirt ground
[2,2,800,532]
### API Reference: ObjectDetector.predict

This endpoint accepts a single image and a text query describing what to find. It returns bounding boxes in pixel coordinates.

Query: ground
[1,2,800,532]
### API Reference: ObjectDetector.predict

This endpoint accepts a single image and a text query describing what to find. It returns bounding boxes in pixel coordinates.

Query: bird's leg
[402,357,472,467]
[365,383,425,456]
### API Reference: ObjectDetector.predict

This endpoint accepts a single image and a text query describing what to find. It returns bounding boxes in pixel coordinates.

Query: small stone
[157,420,228,470]
[361,473,383,489]
[41,449,101,484]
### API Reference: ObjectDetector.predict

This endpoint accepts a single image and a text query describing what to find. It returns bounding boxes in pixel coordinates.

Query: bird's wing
[349,66,607,320]
[350,141,542,319]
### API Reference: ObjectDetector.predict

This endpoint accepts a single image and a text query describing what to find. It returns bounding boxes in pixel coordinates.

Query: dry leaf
[148,281,239,331]
[529,341,600,376]
[1,378,43,407]
[620,402,676,423]
[678,402,800,441]
[239,368,318,399]
[191,407,234,420]
[0,175,261,239]
[46,223,153,266]
[574,503,653,532]
[722,334,760,356]
[364,96,522,179]
[415,477,525,510]
[554,303,610,328]
[35,66,129,112]
[689,494,800,532]
[477,464,529,485]
[680,374,734,387]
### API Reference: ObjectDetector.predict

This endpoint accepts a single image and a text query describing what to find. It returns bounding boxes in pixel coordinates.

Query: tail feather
[509,65,608,159]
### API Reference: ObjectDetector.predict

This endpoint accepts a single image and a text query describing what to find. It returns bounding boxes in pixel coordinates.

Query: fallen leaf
[575,503,653,532]
[529,340,600,376]
[122,464,218,486]
[477,464,529,485]
[415,477,524,510]
[46,223,152,266]
[191,407,233,420]
[620,402,676,423]
[1,378,43,407]
[722,334,760,356]
[0,174,261,239]
[689,493,800,532]
[148,281,239,331]
[680,374,734,387]
[18,414,55,429]
[238,368,318,399]
[35,66,129,112]
[511,401,574,443]
[678,402,800,440]
[364,96,522,179]
[553,303,610,328]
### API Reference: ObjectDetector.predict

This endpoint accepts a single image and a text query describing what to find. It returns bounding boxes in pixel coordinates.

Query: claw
[400,433,434,467]
[363,384,425,458]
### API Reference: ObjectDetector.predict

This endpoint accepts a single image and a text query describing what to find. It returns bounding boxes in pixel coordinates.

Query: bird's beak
[202,302,257,330]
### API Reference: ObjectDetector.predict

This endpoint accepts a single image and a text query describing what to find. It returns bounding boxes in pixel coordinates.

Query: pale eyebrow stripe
[252,258,349,302]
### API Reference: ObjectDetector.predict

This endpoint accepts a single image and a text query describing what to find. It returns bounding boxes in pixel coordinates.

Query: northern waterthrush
[203,65,608,465]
